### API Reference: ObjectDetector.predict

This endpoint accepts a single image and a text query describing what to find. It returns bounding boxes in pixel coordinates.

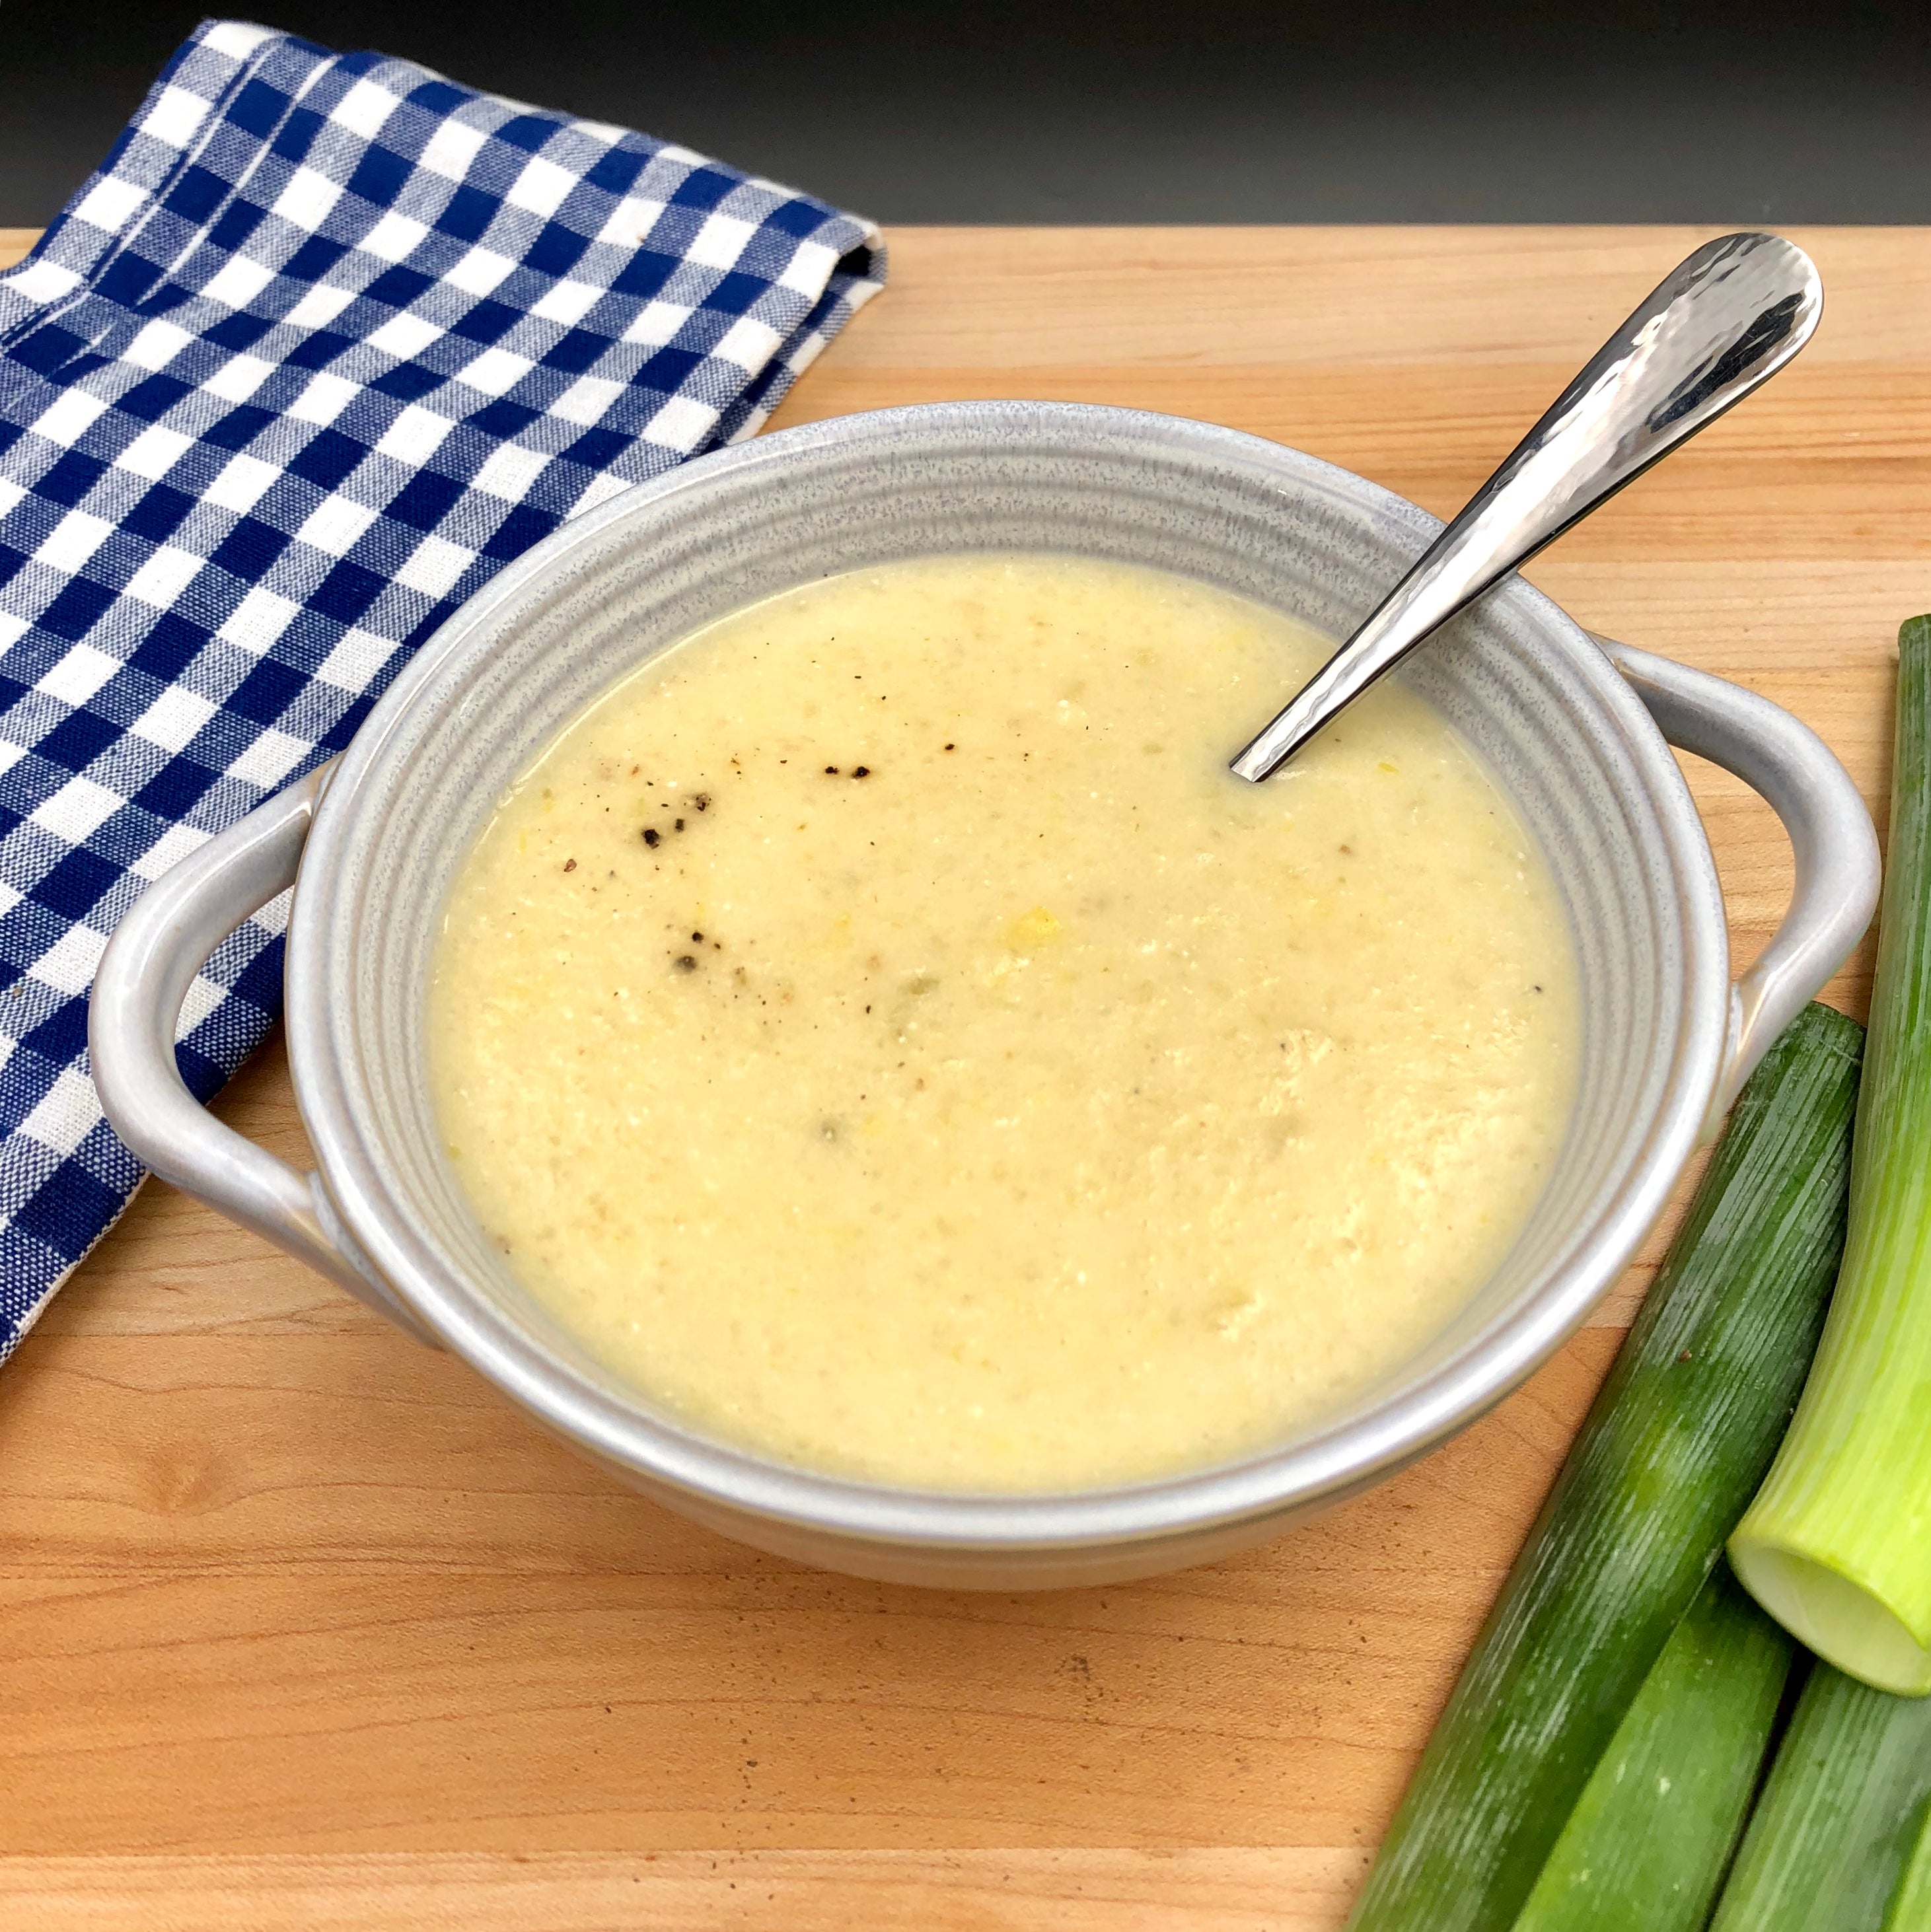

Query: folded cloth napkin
[0,19,885,1358]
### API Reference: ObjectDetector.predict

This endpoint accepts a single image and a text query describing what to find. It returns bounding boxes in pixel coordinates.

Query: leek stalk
[1510,1563,1794,1932]
[1881,1795,1931,1929]
[1708,1660,1931,1929]
[1731,614,1931,1694]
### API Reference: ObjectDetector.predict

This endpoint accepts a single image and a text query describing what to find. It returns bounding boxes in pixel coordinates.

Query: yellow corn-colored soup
[429,554,1578,1491]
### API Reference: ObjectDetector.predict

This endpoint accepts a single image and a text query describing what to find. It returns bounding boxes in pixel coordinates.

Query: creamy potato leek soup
[428,554,1579,1491]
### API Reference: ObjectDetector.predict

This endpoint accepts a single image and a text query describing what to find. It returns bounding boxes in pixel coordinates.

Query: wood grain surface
[0,224,1922,1929]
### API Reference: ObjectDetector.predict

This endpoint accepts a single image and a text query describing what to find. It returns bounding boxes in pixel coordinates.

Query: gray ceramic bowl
[91,403,1879,1589]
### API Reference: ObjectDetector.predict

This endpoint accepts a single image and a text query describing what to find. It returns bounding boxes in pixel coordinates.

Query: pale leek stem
[1732,615,1931,1694]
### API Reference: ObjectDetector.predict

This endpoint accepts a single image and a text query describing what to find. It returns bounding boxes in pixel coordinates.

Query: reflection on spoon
[1229,231,1822,783]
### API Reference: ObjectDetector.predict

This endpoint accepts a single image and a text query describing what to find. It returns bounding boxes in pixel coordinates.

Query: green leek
[1881,1793,1931,1929]
[1731,615,1931,1694]
[1709,1661,1931,1929]
[1510,1563,1794,1932]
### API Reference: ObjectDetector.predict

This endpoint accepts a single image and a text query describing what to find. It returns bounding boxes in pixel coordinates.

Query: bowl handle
[1596,636,1881,1132]
[89,761,437,1344]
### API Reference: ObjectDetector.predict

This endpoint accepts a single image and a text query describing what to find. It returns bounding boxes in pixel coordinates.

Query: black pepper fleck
[674,818,685,831]
[674,954,698,972]
[694,793,710,810]
[853,766,870,778]
[563,858,577,873]
[824,765,839,775]
[943,742,955,750]
[692,931,704,942]
[642,828,661,847]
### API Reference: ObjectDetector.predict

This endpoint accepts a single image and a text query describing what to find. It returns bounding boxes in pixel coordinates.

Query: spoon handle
[1229,231,1823,783]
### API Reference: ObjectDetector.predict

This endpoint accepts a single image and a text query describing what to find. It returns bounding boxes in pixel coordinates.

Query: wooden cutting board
[0,225,1920,1931]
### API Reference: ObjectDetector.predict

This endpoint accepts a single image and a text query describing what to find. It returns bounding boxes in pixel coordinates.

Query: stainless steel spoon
[1229,231,1823,783]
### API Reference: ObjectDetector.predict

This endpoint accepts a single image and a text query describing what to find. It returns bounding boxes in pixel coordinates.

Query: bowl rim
[285,398,1727,1554]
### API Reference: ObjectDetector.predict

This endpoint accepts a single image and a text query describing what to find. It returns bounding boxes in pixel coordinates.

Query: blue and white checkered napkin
[0,19,885,1358]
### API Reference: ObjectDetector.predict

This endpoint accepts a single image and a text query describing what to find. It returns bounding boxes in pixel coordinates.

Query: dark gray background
[5,1,1929,226]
